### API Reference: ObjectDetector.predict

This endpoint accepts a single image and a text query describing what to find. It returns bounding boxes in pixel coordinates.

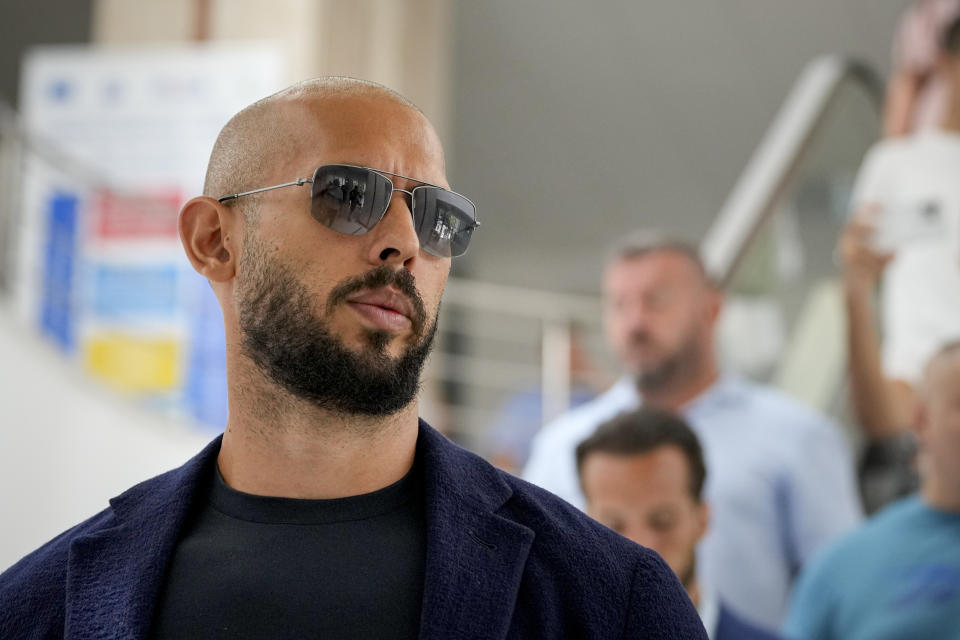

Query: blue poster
[40,192,79,351]
[90,264,180,320]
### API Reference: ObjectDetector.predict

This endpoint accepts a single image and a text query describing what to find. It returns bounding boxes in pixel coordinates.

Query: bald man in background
[784,341,960,639]
[0,78,705,639]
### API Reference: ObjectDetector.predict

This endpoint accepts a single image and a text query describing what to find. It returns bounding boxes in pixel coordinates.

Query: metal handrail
[702,55,884,286]
[0,53,886,445]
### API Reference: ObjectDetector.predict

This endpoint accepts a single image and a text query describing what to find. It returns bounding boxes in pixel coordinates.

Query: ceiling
[448,1,911,293]
[0,0,914,295]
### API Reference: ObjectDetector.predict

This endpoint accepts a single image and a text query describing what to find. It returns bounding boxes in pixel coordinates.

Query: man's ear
[911,393,928,440]
[705,286,724,327]
[179,196,239,282]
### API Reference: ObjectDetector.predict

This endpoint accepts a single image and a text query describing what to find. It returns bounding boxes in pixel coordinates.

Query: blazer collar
[416,421,535,640]
[63,423,535,639]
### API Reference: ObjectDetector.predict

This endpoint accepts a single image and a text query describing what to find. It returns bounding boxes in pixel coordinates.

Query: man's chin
[340,329,421,360]
[625,360,665,379]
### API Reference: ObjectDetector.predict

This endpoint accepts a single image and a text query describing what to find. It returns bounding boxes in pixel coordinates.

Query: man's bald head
[605,231,712,288]
[203,77,429,213]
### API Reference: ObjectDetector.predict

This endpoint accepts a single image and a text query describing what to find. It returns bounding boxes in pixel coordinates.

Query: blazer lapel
[417,423,535,640]
[64,437,221,639]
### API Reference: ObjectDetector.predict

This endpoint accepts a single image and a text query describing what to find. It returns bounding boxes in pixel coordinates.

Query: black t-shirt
[150,458,426,639]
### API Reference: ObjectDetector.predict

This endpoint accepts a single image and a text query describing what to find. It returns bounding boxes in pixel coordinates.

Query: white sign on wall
[16,43,284,431]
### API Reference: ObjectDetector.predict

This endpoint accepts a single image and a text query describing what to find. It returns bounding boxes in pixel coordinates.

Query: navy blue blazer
[716,603,782,640]
[0,421,706,639]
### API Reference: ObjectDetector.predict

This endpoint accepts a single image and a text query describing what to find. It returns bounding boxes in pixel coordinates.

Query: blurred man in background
[0,79,706,639]
[841,12,960,513]
[524,233,861,631]
[577,407,781,640]
[783,341,960,639]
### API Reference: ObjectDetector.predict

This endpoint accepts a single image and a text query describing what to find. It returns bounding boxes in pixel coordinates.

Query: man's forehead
[587,446,689,477]
[282,96,445,171]
[285,93,430,137]
[605,250,705,285]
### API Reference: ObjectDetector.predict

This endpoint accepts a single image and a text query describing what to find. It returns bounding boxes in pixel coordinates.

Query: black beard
[632,331,702,393]
[237,239,437,417]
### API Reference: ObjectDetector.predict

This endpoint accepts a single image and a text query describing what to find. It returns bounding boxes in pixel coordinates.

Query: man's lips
[346,288,416,333]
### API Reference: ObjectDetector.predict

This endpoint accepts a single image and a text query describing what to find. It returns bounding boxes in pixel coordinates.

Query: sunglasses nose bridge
[386,186,417,216]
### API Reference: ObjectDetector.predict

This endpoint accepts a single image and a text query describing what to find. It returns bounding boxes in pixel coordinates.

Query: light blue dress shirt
[523,374,863,632]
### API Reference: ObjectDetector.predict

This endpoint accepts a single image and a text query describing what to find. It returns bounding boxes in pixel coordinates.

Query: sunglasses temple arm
[217,177,314,203]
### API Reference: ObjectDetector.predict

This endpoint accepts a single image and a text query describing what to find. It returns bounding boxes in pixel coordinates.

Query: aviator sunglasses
[218,164,479,258]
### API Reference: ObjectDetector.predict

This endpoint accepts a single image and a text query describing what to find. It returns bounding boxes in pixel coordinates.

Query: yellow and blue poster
[16,44,283,431]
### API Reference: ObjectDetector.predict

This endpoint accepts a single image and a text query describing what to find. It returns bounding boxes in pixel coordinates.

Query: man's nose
[621,303,651,332]
[366,191,421,265]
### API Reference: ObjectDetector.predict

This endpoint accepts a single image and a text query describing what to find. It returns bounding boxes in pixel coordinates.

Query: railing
[0,96,605,456]
[704,54,883,423]
[0,54,884,457]
[702,55,884,283]
[430,55,885,447]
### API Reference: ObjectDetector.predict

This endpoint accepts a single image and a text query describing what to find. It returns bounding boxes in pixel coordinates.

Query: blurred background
[0,0,909,569]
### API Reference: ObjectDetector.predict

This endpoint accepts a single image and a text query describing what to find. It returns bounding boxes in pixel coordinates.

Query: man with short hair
[0,79,706,639]
[783,341,960,639]
[577,407,780,640]
[524,234,862,631]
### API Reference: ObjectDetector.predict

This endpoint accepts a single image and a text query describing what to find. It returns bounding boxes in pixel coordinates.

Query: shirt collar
[681,372,744,415]
[617,371,744,416]
[696,583,720,640]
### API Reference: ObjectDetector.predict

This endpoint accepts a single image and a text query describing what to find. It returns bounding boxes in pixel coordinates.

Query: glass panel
[719,74,882,433]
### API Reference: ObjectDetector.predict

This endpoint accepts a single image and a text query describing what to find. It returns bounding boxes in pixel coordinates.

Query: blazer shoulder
[499,472,658,581]
[0,507,116,636]
[428,428,649,579]
[497,474,706,638]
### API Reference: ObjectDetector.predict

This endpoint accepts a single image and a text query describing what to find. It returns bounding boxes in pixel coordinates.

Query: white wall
[0,303,211,572]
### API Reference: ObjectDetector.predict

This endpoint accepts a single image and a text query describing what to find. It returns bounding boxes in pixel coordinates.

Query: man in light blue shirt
[783,341,960,640]
[524,234,862,632]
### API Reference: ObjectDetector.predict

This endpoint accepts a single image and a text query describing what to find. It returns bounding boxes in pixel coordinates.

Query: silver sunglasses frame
[217,164,479,231]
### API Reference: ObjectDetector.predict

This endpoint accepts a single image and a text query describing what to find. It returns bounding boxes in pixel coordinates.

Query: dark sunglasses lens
[412,188,477,257]
[310,165,392,235]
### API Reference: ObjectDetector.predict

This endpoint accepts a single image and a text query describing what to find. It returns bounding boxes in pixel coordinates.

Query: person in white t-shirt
[840,14,960,512]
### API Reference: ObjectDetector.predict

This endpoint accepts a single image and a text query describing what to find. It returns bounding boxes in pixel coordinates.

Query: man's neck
[686,579,700,610]
[638,365,720,412]
[218,360,420,499]
[940,81,960,133]
[921,476,960,513]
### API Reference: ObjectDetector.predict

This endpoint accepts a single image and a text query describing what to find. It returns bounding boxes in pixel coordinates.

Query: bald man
[784,341,960,639]
[0,79,705,639]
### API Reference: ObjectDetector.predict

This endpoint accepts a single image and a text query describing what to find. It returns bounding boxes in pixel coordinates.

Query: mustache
[627,330,654,346]
[326,265,428,336]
